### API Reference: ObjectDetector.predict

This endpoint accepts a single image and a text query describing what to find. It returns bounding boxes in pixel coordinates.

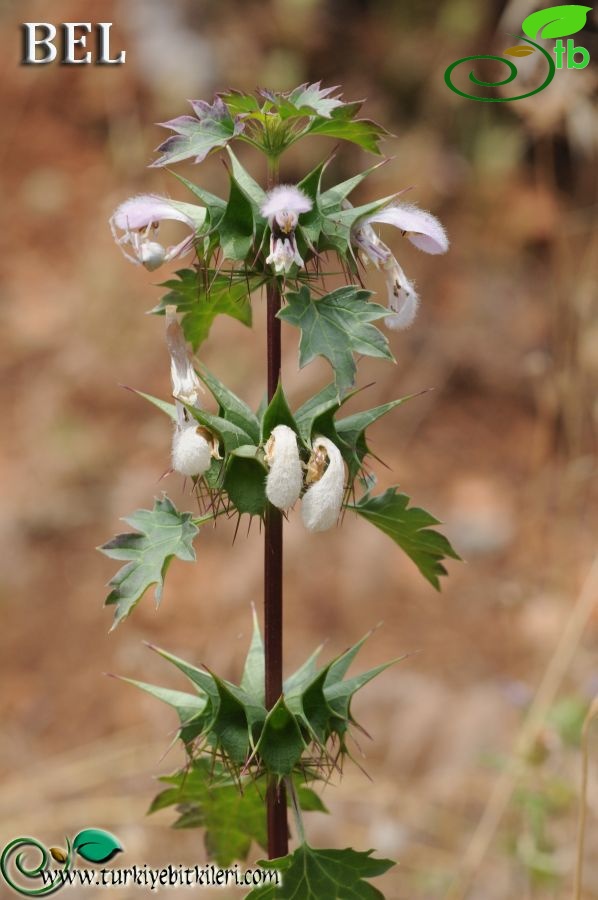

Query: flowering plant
[100,83,458,898]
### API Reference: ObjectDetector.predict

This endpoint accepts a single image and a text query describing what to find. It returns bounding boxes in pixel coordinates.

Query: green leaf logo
[522,5,592,39]
[73,829,122,864]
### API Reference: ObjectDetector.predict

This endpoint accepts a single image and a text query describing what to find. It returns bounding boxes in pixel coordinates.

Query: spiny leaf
[261,381,301,443]
[348,487,460,589]
[246,843,395,899]
[319,160,387,212]
[152,268,255,351]
[255,697,307,777]
[129,388,177,422]
[152,97,244,167]
[336,396,414,478]
[199,367,261,443]
[522,5,591,40]
[279,285,394,399]
[241,607,265,705]
[219,173,256,261]
[99,496,199,628]
[223,455,268,518]
[226,148,267,210]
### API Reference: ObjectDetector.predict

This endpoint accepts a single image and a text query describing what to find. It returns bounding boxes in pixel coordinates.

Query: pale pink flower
[352,200,448,329]
[261,185,312,274]
[110,195,206,271]
[165,306,217,478]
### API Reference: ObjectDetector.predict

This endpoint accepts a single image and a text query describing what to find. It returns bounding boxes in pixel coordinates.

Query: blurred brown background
[1,0,597,897]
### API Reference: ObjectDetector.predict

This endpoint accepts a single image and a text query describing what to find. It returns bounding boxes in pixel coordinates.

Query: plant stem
[264,156,288,859]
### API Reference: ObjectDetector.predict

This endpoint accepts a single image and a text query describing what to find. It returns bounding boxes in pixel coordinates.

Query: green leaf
[219,90,262,116]
[185,405,255,454]
[241,607,265,705]
[152,97,244,167]
[255,697,307,777]
[283,82,346,118]
[129,388,177,422]
[223,455,268,517]
[307,113,388,155]
[294,383,343,443]
[283,643,324,696]
[336,396,414,478]
[99,496,199,628]
[170,171,227,218]
[319,161,386,212]
[152,268,254,351]
[73,829,122,864]
[226,148,267,211]
[261,381,300,443]
[218,174,256,261]
[150,762,327,866]
[150,759,267,866]
[116,676,207,725]
[246,843,395,899]
[279,285,394,399]
[199,367,261,443]
[348,488,460,589]
[522,5,591,39]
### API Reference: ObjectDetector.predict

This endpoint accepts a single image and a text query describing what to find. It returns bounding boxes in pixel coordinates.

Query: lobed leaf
[348,488,460,589]
[99,496,199,628]
[246,843,395,899]
[152,97,244,167]
[152,268,255,351]
[279,285,394,399]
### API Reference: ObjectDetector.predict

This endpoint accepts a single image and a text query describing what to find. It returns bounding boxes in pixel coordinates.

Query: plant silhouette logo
[444,4,592,101]
[0,829,122,895]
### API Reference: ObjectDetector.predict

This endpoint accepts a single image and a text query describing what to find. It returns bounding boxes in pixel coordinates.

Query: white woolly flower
[301,437,345,533]
[383,258,419,330]
[261,185,313,222]
[110,195,206,271]
[171,424,212,477]
[261,185,312,275]
[264,425,303,511]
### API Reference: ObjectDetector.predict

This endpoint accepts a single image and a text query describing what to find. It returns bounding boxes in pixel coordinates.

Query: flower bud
[301,436,345,532]
[172,424,212,477]
[264,425,303,511]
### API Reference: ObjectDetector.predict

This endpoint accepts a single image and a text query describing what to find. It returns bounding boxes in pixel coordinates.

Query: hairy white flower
[266,236,304,274]
[171,424,212,477]
[261,185,312,274]
[383,258,419,330]
[264,425,303,511]
[165,306,203,412]
[301,436,345,533]
[110,194,206,271]
[351,200,447,328]
[261,185,312,222]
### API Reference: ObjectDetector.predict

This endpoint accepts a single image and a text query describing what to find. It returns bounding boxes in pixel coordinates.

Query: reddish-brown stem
[264,159,288,859]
